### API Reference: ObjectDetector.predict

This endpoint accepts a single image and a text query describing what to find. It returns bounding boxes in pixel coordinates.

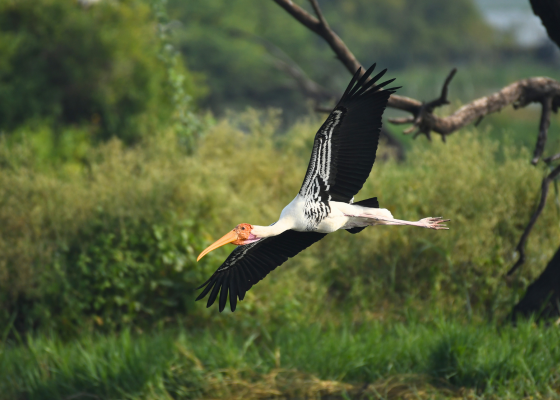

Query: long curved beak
[197,230,238,262]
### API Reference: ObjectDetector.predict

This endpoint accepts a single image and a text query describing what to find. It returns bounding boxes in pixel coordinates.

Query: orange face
[231,223,254,244]
[197,223,258,261]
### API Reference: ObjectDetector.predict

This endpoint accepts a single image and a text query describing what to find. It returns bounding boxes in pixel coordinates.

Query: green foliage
[42,216,205,332]
[2,319,560,399]
[0,0,203,143]
[0,130,221,335]
[320,0,496,67]
[167,0,498,117]
[0,110,558,335]
[151,0,207,150]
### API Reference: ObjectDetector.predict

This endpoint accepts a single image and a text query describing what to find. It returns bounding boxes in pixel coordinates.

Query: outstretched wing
[299,64,399,211]
[196,230,327,312]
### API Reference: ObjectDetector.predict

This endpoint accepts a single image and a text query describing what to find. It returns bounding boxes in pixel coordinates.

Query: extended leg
[345,214,450,230]
[379,216,449,230]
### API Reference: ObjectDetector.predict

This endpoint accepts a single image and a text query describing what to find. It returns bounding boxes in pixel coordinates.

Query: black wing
[299,64,399,208]
[196,230,327,312]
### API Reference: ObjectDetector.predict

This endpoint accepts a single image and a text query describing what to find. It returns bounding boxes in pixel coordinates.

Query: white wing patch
[299,109,344,230]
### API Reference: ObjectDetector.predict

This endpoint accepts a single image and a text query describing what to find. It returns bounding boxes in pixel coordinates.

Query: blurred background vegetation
[1,0,560,398]
[167,0,499,118]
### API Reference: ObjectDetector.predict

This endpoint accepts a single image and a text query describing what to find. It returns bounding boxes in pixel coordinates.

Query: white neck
[252,219,292,238]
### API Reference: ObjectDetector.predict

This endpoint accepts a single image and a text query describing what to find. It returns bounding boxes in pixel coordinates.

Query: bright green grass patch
[2,320,560,399]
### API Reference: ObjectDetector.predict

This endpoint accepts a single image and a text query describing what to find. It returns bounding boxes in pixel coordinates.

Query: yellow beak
[197,230,238,262]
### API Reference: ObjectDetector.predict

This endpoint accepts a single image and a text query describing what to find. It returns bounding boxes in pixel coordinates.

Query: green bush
[0,131,218,334]
[0,111,557,335]
[0,0,203,143]
[39,216,205,332]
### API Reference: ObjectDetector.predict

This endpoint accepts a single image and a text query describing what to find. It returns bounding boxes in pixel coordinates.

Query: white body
[251,194,394,238]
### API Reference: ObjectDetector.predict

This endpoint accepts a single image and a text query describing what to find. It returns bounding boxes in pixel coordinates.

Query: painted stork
[196,64,449,312]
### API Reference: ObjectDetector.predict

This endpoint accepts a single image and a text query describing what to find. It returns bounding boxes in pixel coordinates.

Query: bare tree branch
[272,0,363,79]
[532,96,553,165]
[427,68,457,110]
[309,0,328,28]
[545,153,560,163]
[425,76,560,136]
[272,0,422,111]
[393,68,457,141]
[272,0,560,144]
[388,116,415,125]
[508,164,560,276]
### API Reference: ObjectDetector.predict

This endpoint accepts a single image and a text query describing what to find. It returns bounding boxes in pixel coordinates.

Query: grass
[2,318,560,399]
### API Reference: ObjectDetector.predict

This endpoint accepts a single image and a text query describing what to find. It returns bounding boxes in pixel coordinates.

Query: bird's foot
[418,217,450,230]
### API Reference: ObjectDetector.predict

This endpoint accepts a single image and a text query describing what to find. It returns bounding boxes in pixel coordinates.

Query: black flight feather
[349,63,377,97]
[197,230,327,312]
[219,273,229,312]
[229,274,239,312]
[207,274,223,308]
[195,277,215,301]
[340,66,363,100]
[353,68,387,98]
[299,63,398,205]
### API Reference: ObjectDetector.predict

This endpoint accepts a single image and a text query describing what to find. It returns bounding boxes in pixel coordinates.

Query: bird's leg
[346,214,450,230]
[377,216,450,230]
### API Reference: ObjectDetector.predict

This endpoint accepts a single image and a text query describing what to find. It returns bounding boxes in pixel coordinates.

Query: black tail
[346,197,379,234]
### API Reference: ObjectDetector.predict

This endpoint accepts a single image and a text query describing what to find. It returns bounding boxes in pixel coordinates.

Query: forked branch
[389,68,457,141]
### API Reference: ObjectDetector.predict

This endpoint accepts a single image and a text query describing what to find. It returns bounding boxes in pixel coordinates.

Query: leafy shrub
[0,0,203,143]
[39,216,206,332]
[0,111,557,335]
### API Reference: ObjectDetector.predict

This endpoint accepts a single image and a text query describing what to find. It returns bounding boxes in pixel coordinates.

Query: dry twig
[389,68,457,141]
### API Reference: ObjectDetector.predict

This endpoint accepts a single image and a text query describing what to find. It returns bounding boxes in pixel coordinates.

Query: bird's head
[197,223,259,261]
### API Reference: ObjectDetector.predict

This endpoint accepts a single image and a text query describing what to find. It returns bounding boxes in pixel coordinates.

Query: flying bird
[196,64,449,312]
